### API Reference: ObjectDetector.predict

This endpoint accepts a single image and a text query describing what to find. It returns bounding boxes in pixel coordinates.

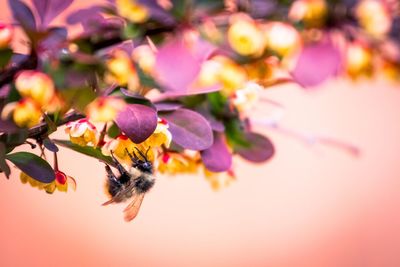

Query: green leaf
[207,92,227,116]
[60,87,96,113]
[0,142,10,178]
[53,139,114,166]
[224,119,250,148]
[43,114,57,135]
[0,48,13,69]
[107,123,120,139]
[6,152,55,183]
[0,129,28,148]
[122,23,142,39]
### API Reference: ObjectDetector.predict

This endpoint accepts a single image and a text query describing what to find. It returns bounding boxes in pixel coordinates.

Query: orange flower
[106,49,140,91]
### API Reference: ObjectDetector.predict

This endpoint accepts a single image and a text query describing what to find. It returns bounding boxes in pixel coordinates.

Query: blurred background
[1,1,400,267]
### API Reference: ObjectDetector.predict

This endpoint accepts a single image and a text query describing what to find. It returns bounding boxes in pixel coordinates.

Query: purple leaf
[196,108,225,132]
[154,102,182,111]
[66,6,104,27]
[0,120,19,133]
[32,0,74,27]
[39,27,67,52]
[156,39,201,93]
[235,132,275,163]
[115,104,158,144]
[8,0,37,32]
[292,39,342,88]
[201,134,232,172]
[155,38,216,94]
[160,108,213,150]
[6,152,55,183]
[43,138,59,152]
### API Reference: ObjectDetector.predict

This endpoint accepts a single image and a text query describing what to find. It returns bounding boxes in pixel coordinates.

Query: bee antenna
[135,147,148,162]
[145,146,151,158]
[125,148,138,163]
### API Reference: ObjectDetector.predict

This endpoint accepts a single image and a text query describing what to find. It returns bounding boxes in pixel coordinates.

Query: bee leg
[105,165,122,198]
[105,165,119,183]
[110,150,129,176]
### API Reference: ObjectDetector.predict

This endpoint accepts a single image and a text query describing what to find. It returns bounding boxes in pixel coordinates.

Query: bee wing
[123,193,145,222]
[102,181,136,206]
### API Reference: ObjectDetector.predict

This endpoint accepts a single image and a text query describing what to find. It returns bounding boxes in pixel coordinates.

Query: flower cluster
[0,0,398,201]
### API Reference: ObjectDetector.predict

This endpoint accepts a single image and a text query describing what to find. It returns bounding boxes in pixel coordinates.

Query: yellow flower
[20,171,76,194]
[227,16,264,56]
[157,151,200,175]
[86,96,126,123]
[143,118,172,148]
[102,118,172,164]
[12,99,42,128]
[132,45,156,75]
[15,71,56,107]
[105,49,140,91]
[262,22,301,57]
[289,0,327,27]
[102,134,135,163]
[0,22,13,48]
[232,82,263,112]
[65,119,98,146]
[346,42,373,79]
[116,0,149,23]
[198,56,247,94]
[204,168,236,191]
[356,0,391,38]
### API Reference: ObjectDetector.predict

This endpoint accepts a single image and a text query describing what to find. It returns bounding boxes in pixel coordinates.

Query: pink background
[1,1,400,266]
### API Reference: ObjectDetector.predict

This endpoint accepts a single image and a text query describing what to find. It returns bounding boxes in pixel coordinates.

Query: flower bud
[289,0,327,27]
[15,71,55,107]
[12,99,42,128]
[262,22,301,57]
[106,50,139,91]
[86,97,126,123]
[346,42,373,78]
[0,22,13,48]
[132,45,156,75]
[356,0,391,38]
[228,16,264,56]
[116,0,149,23]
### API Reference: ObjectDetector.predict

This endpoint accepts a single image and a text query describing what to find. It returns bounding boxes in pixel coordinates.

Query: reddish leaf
[201,134,232,172]
[115,104,158,144]
[160,108,213,150]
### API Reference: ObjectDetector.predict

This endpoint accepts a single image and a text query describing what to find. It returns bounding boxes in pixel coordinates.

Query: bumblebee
[102,148,155,221]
